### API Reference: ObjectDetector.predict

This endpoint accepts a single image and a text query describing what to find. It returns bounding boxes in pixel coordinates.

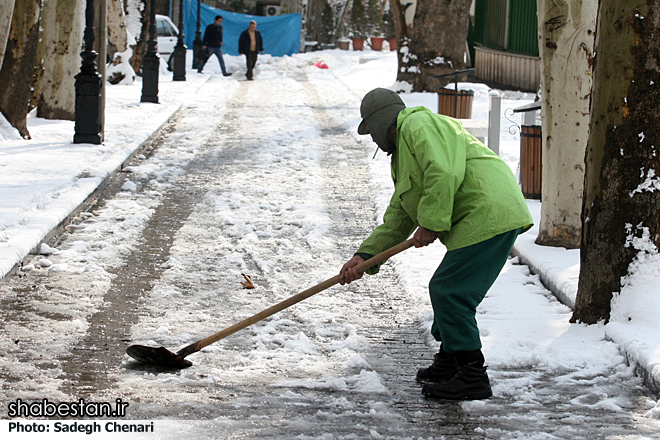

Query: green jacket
[357,106,533,273]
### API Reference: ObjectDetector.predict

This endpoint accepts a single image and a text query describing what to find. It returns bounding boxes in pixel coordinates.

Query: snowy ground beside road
[0,48,659,438]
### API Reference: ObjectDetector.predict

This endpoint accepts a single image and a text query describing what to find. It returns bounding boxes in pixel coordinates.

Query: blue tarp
[182,0,301,57]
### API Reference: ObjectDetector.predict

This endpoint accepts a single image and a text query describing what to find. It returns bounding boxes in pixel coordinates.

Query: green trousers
[429,228,522,353]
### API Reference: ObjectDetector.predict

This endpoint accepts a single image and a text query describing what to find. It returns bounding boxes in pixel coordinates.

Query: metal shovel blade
[126,345,193,369]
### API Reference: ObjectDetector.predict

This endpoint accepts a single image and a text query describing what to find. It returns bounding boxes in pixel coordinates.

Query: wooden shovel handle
[177,239,414,357]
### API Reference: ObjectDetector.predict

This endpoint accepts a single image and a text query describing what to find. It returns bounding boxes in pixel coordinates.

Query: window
[157,19,177,37]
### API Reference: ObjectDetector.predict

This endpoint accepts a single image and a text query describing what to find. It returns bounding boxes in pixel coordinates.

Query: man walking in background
[198,15,231,76]
[238,20,264,81]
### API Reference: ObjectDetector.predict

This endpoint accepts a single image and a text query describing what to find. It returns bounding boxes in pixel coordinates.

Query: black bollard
[74,0,103,144]
[172,0,186,81]
[141,0,160,103]
[192,0,203,69]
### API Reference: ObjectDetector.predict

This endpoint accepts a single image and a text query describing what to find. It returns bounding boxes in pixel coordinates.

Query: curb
[511,246,575,309]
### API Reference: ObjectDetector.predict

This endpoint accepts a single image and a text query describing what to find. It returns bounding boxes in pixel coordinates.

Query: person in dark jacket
[198,15,231,76]
[238,20,264,80]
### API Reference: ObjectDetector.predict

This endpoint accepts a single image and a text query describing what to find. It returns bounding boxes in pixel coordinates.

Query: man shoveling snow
[339,88,534,400]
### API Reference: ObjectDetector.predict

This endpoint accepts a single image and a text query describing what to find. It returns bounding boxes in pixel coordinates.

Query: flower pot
[352,38,364,51]
[337,40,350,50]
[388,38,397,51]
[370,37,384,51]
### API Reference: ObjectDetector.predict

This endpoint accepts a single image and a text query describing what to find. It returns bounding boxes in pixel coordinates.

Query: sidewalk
[1,53,658,406]
[0,72,205,277]
[512,204,660,396]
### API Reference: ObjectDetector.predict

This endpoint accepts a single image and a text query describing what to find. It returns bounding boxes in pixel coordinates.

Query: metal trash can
[513,102,542,199]
[520,125,542,199]
[432,69,476,120]
[437,89,474,119]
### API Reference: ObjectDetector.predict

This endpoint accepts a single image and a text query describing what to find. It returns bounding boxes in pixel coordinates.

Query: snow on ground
[1,47,659,436]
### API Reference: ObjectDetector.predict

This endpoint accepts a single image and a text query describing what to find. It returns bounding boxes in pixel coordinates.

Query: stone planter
[337,40,350,50]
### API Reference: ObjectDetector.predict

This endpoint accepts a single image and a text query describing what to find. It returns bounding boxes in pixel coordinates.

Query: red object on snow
[315,61,329,69]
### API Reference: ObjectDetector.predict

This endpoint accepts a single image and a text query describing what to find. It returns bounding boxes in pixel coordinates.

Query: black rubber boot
[455,349,485,367]
[421,364,492,400]
[416,346,458,383]
[422,350,493,400]
[421,350,492,400]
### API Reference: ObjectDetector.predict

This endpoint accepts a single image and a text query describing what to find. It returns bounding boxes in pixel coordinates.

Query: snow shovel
[126,239,414,369]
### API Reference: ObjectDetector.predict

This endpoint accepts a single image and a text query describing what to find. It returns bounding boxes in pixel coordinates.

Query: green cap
[357,88,405,154]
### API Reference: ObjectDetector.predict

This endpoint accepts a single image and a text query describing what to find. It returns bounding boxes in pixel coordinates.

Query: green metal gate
[473,0,538,56]
[508,0,539,56]
[485,0,508,50]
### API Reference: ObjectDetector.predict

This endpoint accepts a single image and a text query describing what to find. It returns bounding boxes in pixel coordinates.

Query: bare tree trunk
[306,0,324,42]
[129,0,149,75]
[35,0,84,120]
[0,0,16,72]
[535,0,597,249]
[336,0,355,39]
[108,0,134,85]
[31,3,46,115]
[572,0,660,324]
[94,0,107,138]
[394,0,471,92]
[390,0,408,49]
[108,0,128,59]
[390,0,409,90]
[0,0,41,139]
